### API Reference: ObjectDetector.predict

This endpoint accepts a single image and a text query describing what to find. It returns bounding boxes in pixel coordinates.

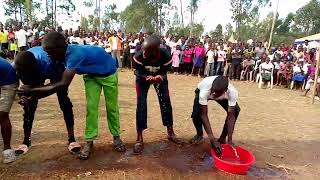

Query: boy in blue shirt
[0,57,18,163]
[18,32,126,160]
[14,46,80,155]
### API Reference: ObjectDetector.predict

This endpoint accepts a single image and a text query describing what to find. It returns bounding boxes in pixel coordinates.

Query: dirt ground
[1,70,320,180]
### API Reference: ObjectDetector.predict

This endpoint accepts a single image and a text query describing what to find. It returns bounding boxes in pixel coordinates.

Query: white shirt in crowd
[129,41,136,54]
[15,29,27,48]
[260,62,274,74]
[273,61,280,70]
[26,29,34,43]
[303,63,311,74]
[206,50,215,63]
[217,50,226,62]
[198,76,238,106]
[293,65,302,74]
[112,37,118,50]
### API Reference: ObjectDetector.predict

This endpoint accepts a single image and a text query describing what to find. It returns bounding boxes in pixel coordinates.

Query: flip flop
[133,142,144,154]
[168,135,184,145]
[15,144,29,155]
[78,142,93,160]
[113,139,126,152]
[68,142,81,154]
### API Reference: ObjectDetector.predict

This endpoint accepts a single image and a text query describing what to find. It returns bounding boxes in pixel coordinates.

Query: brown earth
[1,70,320,180]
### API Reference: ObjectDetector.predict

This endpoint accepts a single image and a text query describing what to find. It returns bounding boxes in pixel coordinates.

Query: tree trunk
[19,3,22,23]
[179,0,184,27]
[51,0,54,27]
[54,0,57,29]
[14,7,17,21]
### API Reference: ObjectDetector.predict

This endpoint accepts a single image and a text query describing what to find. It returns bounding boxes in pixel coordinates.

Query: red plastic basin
[211,144,255,175]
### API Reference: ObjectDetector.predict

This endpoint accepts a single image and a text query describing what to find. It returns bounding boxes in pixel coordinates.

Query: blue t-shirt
[0,57,17,86]
[65,45,117,75]
[28,46,56,79]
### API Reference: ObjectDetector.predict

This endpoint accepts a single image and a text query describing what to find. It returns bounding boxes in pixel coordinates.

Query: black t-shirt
[133,48,172,76]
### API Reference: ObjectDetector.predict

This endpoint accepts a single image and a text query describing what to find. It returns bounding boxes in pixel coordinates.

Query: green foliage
[167,23,204,38]
[101,4,119,31]
[294,0,320,35]
[80,16,89,32]
[120,0,156,33]
[210,24,223,40]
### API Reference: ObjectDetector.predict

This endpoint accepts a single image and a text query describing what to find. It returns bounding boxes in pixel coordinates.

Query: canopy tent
[295,33,320,44]
[228,33,236,43]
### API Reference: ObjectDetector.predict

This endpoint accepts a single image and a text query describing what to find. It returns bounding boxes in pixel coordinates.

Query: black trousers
[21,65,74,145]
[135,77,173,131]
[191,89,240,137]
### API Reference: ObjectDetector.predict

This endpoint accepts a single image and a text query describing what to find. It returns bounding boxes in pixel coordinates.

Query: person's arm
[200,105,222,157]
[19,69,76,99]
[226,106,236,146]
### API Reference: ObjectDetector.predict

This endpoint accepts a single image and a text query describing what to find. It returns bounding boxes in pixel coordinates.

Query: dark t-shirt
[133,48,172,76]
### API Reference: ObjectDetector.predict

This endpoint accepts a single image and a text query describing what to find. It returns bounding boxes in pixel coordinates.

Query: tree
[167,23,203,38]
[179,0,184,27]
[294,0,320,35]
[210,24,223,40]
[101,4,119,31]
[225,23,234,37]
[80,16,89,32]
[120,0,156,33]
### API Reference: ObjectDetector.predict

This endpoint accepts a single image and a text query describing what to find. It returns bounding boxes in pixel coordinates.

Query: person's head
[42,31,68,61]
[142,34,161,60]
[262,53,267,61]
[14,51,42,85]
[266,57,270,63]
[211,76,229,98]
[185,45,189,50]
[176,45,180,50]
[304,40,309,46]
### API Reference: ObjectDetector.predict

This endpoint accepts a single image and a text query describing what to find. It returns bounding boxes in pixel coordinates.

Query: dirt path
[1,70,320,179]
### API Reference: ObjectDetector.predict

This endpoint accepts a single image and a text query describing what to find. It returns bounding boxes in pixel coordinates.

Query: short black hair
[142,34,161,49]
[15,51,37,67]
[42,31,67,49]
[211,76,229,92]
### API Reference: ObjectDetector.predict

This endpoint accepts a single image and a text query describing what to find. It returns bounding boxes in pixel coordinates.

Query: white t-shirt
[129,42,136,54]
[217,50,226,62]
[293,65,302,73]
[112,37,118,50]
[303,63,310,74]
[198,76,238,106]
[15,29,27,47]
[260,62,273,74]
[206,50,215,63]
[26,29,34,43]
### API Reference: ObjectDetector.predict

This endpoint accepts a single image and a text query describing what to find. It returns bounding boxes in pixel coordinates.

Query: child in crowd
[172,45,181,75]
[205,46,215,77]
[183,45,193,75]
[132,35,182,154]
[192,42,206,77]
[17,32,126,160]
[304,63,320,97]
[216,46,226,75]
[292,61,305,90]
[0,57,18,163]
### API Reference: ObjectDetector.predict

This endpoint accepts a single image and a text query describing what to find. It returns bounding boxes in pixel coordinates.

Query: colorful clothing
[0,57,17,86]
[183,49,193,63]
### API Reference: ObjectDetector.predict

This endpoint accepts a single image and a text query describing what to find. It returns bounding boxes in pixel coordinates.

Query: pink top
[194,47,206,57]
[183,49,193,63]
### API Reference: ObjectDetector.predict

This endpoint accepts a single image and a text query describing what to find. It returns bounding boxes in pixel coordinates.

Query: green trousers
[83,73,120,141]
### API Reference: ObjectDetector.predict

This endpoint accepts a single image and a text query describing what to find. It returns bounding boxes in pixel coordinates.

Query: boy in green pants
[18,32,126,160]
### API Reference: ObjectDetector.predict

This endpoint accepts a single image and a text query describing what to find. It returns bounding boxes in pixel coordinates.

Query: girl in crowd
[183,45,193,76]
[192,42,206,77]
[172,45,181,75]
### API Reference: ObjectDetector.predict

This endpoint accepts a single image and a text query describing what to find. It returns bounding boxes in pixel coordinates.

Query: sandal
[113,138,126,152]
[168,135,184,145]
[68,142,81,154]
[15,144,29,155]
[78,141,93,160]
[189,135,204,145]
[133,142,144,154]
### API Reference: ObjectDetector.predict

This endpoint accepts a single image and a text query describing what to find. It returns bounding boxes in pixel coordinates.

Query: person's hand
[228,141,239,158]
[17,85,32,97]
[153,75,164,83]
[18,96,32,106]
[145,76,155,84]
[211,139,222,158]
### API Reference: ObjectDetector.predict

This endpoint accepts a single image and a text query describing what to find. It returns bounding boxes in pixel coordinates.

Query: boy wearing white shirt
[190,75,240,157]
[205,47,215,76]
[15,26,27,51]
[216,47,226,75]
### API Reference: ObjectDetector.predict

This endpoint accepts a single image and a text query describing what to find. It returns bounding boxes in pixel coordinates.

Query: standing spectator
[183,45,193,75]
[15,26,27,51]
[216,46,226,75]
[26,26,34,48]
[0,24,9,52]
[231,46,243,80]
[172,45,181,75]
[192,42,206,77]
[205,46,215,77]
[108,31,123,69]
[8,27,16,59]
[129,38,137,68]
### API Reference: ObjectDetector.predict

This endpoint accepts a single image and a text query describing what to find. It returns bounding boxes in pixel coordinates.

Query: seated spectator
[303,63,318,96]
[292,61,306,90]
[260,57,274,88]
[241,56,255,81]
